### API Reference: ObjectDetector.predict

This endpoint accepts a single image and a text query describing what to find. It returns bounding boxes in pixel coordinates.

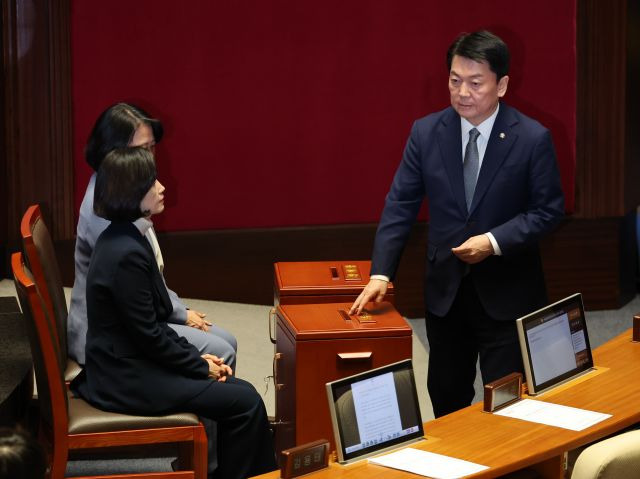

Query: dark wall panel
[576,0,639,217]
[55,216,636,317]
[1,0,73,277]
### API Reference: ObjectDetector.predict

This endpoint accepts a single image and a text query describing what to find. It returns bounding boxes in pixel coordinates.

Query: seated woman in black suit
[70,147,276,479]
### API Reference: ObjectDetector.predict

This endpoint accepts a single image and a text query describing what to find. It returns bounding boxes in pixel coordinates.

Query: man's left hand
[451,235,494,264]
[186,310,212,332]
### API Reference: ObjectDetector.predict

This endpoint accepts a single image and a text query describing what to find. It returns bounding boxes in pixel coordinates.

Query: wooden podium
[274,260,394,305]
[271,301,411,456]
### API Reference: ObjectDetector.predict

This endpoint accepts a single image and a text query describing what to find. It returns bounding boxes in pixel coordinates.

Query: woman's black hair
[94,147,157,222]
[0,427,46,479]
[85,102,164,171]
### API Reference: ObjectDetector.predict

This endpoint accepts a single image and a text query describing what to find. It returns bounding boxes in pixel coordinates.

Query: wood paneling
[0,0,74,278]
[54,215,637,317]
[625,0,640,211]
[541,214,637,310]
[54,223,426,317]
[576,0,638,217]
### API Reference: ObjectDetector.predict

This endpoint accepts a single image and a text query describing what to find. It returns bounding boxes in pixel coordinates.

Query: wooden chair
[12,252,207,479]
[20,204,82,382]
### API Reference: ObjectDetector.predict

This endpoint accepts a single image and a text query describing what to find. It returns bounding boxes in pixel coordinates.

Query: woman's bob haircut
[94,147,157,222]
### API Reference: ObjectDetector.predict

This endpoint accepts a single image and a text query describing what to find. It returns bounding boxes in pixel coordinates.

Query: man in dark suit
[350,30,564,417]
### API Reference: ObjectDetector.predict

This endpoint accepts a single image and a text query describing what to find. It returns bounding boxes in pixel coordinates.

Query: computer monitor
[325,359,424,464]
[516,293,594,395]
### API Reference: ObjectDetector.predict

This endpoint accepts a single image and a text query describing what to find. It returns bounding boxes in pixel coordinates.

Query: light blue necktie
[464,128,480,211]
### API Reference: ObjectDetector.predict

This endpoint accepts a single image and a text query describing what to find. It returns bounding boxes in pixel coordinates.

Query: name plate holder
[483,372,523,413]
[280,440,330,479]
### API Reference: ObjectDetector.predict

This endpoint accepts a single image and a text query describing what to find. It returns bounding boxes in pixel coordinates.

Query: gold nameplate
[342,264,362,281]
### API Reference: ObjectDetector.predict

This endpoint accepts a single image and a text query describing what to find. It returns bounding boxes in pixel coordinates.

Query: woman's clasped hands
[202,354,232,382]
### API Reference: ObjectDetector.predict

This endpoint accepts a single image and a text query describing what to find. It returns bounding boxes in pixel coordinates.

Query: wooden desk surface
[256,328,640,479]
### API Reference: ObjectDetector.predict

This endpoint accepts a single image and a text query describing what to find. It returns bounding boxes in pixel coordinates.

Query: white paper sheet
[352,371,402,447]
[369,447,489,479]
[494,398,611,431]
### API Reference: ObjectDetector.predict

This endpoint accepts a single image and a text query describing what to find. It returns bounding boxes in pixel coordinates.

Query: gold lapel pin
[499,132,506,139]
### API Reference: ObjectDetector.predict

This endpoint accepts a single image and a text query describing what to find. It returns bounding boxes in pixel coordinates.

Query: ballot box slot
[330,266,340,280]
[337,308,376,324]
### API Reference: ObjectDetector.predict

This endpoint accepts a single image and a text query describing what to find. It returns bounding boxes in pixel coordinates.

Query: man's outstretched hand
[349,279,388,315]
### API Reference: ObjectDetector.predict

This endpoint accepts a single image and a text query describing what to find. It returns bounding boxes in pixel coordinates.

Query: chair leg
[48,445,69,479]
[194,424,208,479]
[176,441,192,471]
[176,425,208,478]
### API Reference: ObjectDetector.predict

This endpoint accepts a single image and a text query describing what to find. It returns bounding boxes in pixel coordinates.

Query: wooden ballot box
[271,301,412,455]
[274,260,394,305]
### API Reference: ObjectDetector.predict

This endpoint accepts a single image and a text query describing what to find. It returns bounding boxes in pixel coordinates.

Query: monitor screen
[326,359,424,464]
[516,293,593,395]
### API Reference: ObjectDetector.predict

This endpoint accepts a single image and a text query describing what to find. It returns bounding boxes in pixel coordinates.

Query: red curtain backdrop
[71,1,576,232]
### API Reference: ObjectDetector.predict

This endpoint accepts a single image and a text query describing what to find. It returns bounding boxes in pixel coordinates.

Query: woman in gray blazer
[71,147,276,478]
[68,103,237,370]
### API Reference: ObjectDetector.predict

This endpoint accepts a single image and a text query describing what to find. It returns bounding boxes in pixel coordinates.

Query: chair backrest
[20,204,69,364]
[571,430,640,479]
[12,252,70,449]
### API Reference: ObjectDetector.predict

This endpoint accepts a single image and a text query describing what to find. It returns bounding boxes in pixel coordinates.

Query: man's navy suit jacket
[371,103,565,321]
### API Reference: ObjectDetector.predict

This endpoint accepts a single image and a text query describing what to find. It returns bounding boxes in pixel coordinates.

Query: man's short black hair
[0,427,46,479]
[85,102,163,171]
[447,30,510,80]
[94,147,157,222]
